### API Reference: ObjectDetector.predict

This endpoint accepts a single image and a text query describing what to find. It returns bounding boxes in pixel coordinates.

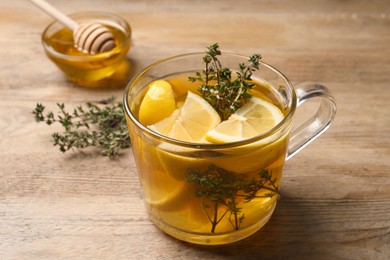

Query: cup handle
[286,82,337,160]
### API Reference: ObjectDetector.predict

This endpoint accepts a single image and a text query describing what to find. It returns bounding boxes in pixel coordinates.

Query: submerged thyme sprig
[32,96,130,157]
[186,165,279,233]
[189,43,261,120]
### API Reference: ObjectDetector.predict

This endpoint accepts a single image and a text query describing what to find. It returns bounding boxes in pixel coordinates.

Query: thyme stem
[186,165,279,233]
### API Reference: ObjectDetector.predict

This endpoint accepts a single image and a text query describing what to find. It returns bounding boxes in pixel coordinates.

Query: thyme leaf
[189,43,262,120]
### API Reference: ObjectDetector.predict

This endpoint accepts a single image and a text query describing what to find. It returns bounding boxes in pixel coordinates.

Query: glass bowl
[42,12,131,87]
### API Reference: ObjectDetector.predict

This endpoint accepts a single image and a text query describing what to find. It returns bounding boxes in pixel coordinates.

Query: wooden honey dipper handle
[29,0,116,54]
[29,0,78,31]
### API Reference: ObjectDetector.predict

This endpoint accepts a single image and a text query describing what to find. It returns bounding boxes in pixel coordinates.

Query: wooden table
[1,0,389,259]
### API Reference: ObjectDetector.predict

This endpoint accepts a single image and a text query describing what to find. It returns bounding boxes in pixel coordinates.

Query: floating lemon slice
[205,96,286,173]
[205,96,284,144]
[149,91,221,142]
[138,80,176,126]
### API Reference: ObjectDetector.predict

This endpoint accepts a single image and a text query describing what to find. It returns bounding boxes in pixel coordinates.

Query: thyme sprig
[189,43,261,120]
[32,96,130,157]
[186,165,279,233]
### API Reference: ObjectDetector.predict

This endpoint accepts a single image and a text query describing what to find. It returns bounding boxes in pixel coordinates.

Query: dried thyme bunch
[32,96,130,157]
[189,43,262,120]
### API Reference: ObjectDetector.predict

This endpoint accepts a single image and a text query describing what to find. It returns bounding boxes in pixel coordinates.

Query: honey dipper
[29,0,116,54]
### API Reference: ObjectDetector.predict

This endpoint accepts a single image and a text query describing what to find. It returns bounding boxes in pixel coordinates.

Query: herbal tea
[128,74,289,244]
[124,44,336,245]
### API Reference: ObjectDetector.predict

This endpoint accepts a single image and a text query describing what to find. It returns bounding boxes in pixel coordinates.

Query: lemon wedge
[138,80,176,126]
[205,96,284,143]
[149,91,221,142]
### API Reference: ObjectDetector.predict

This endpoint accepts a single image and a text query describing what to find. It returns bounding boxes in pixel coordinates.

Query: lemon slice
[138,80,176,126]
[205,96,284,143]
[149,91,221,142]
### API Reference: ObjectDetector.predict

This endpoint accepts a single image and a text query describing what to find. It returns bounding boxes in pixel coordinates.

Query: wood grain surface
[0,0,389,259]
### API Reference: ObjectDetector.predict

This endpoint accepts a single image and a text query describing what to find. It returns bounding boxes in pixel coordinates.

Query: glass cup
[123,53,336,245]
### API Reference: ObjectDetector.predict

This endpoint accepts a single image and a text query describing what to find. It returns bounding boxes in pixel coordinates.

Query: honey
[42,13,131,87]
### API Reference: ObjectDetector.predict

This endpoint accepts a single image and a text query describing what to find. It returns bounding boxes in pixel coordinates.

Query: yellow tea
[124,47,336,245]
[128,73,290,244]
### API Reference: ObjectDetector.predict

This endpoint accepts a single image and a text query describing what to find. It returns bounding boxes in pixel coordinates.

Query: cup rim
[41,11,131,61]
[123,52,297,149]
